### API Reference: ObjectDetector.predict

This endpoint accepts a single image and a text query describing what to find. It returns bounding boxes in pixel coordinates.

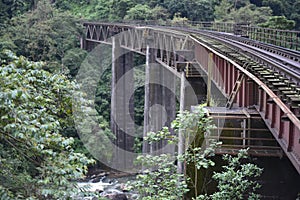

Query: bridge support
[177,71,186,174]
[143,45,177,154]
[111,37,135,169]
[207,53,213,106]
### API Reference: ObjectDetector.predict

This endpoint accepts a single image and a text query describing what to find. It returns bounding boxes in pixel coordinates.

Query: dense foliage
[0,51,94,199]
[1,0,300,30]
[129,107,262,199]
[0,0,297,199]
[57,0,300,29]
[198,149,263,200]
[0,0,86,74]
[129,153,189,199]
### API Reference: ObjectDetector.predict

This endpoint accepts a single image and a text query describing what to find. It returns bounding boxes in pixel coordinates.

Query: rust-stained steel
[81,22,300,174]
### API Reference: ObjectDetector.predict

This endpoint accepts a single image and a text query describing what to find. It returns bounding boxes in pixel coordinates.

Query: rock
[99,172,109,176]
[103,188,123,195]
[101,189,124,199]
[83,197,98,200]
[91,174,96,179]
[130,194,139,199]
[91,175,106,183]
[120,183,130,192]
[110,194,128,200]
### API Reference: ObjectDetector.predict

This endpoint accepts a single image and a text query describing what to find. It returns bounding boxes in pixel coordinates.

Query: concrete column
[124,51,135,154]
[143,45,177,155]
[207,53,213,106]
[84,40,97,52]
[163,63,177,138]
[80,37,86,50]
[111,37,118,140]
[177,71,186,174]
[143,45,164,154]
[143,46,152,153]
[111,36,135,169]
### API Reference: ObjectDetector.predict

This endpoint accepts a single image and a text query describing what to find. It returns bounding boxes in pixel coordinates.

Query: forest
[0,0,299,199]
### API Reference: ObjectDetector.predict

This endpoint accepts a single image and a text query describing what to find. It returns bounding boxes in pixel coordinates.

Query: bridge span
[80,22,300,174]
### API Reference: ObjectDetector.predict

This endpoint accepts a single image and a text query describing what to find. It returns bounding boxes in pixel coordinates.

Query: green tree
[128,153,189,199]
[53,0,111,20]
[233,4,272,24]
[0,0,84,73]
[172,106,218,197]
[62,48,87,77]
[185,0,215,21]
[151,6,170,20]
[214,0,233,21]
[163,0,188,19]
[109,0,136,20]
[125,4,152,20]
[0,50,94,199]
[198,149,263,200]
[262,0,284,16]
[260,16,296,29]
[129,106,218,199]
[129,106,263,199]
[90,0,112,20]
[72,45,116,163]
[290,0,300,30]
[232,0,251,9]
[124,4,169,20]
[0,0,33,26]
[53,0,89,10]
[214,0,272,24]
[163,0,214,21]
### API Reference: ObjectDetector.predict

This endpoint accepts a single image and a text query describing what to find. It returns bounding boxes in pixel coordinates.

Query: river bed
[75,171,138,200]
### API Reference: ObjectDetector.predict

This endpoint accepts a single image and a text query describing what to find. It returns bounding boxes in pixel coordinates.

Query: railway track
[204,30,300,62]
[192,30,300,83]
[163,26,300,84]
[160,26,300,110]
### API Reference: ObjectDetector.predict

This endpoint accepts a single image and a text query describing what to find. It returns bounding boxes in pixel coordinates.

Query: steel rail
[202,30,300,62]
[141,23,300,61]
[159,26,300,85]
[193,31,300,85]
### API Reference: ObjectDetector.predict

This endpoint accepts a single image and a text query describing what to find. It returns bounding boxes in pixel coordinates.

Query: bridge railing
[241,25,300,50]
[96,20,235,33]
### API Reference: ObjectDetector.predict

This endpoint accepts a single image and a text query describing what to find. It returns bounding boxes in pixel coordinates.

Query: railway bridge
[80,21,300,174]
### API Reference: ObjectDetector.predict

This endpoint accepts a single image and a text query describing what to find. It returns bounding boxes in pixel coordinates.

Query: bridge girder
[81,22,300,174]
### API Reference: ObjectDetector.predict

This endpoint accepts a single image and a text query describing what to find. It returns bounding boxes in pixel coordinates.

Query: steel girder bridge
[80,21,300,174]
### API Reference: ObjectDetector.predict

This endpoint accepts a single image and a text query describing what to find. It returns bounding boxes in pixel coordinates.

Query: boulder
[110,194,128,200]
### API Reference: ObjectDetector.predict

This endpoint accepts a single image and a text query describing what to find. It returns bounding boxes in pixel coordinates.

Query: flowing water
[75,173,138,200]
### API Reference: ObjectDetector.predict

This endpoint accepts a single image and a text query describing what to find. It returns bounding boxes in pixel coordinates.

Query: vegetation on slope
[0,0,298,198]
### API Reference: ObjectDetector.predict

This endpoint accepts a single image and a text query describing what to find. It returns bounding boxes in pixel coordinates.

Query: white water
[77,181,112,192]
[75,176,138,199]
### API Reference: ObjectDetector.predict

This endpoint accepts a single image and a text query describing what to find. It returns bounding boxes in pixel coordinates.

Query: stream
[75,171,138,200]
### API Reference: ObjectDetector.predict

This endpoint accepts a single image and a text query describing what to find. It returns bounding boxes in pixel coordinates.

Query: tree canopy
[0,50,94,199]
[0,0,299,199]
[0,1,85,74]
[1,0,299,30]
